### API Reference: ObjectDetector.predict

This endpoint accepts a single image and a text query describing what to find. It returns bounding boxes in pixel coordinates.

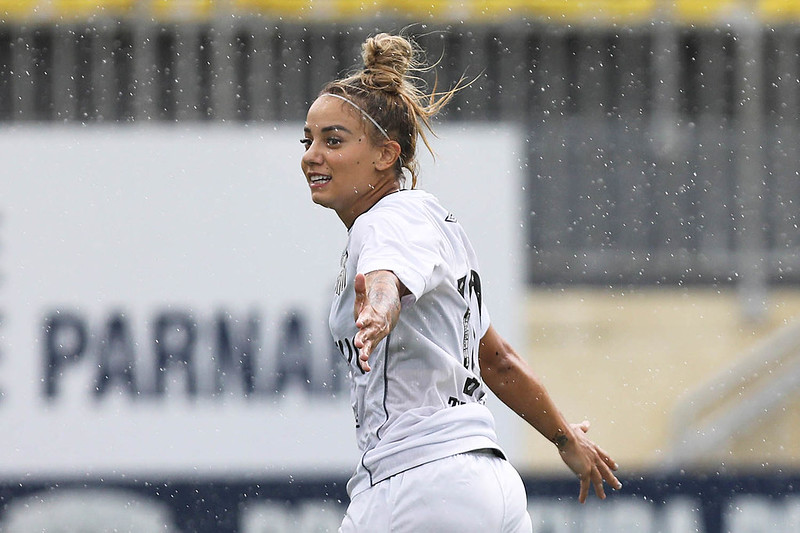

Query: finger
[578,475,589,504]
[354,331,371,356]
[606,472,623,491]
[353,329,374,371]
[354,338,372,372]
[355,311,368,330]
[595,444,619,471]
[584,438,618,471]
[591,466,607,500]
[596,456,623,490]
[571,420,590,434]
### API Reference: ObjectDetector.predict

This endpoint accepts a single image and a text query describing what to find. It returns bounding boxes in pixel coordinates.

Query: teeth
[310,175,331,183]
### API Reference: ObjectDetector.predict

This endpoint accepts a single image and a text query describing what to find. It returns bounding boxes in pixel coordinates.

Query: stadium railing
[3,1,800,23]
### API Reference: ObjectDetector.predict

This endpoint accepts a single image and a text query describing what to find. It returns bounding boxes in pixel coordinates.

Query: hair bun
[360,33,413,94]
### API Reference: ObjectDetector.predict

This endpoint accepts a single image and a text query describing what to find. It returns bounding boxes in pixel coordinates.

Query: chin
[310,192,333,209]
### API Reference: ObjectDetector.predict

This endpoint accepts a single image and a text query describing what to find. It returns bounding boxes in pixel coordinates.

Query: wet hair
[319,32,462,189]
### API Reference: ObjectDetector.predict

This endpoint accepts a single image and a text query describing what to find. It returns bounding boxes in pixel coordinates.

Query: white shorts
[339,450,532,533]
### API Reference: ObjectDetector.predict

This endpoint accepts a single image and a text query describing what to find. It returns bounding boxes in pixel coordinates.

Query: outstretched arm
[479,325,622,503]
[352,270,405,372]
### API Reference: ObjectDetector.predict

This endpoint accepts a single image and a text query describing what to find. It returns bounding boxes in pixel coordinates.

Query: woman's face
[301,95,396,227]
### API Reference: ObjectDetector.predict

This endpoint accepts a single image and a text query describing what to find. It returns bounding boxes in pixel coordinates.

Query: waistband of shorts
[465,447,505,459]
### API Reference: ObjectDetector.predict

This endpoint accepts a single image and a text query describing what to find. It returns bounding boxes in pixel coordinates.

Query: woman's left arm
[479,324,622,502]
[352,270,405,372]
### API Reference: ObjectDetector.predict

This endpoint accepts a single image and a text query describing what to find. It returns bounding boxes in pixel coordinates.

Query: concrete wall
[517,287,800,474]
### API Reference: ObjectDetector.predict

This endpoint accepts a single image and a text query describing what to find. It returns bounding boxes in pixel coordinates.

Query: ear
[374,140,402,172]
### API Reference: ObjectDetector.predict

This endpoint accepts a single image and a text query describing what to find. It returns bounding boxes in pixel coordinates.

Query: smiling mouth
[309,175,331,185]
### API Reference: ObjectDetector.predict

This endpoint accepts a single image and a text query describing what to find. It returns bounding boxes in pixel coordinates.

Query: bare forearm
[479,327,574,447]
[362,270,402,330]
[479,325,622,501]
[353,270,405,369]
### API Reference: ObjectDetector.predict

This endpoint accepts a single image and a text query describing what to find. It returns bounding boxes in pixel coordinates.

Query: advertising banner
[0,124,524,479]
[2,126,799,533]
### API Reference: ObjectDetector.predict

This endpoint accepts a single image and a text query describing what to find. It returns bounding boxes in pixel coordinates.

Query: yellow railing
[759,0,800,20]
[150,0,214,20]
[1,0,800,23]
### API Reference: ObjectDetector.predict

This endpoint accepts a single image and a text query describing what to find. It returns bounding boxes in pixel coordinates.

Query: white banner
[0,124,524,477]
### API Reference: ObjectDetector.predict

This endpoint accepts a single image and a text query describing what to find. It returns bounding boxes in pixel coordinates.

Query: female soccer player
[300,31,621,532]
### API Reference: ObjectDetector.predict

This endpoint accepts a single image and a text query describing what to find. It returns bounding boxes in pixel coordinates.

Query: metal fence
[2,19,799,291]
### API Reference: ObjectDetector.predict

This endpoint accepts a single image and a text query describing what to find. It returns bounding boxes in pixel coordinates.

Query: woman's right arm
[352,270,406,372]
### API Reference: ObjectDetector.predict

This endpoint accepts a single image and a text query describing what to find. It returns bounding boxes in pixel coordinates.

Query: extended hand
[558,420,622,503]
[353,272,401,372]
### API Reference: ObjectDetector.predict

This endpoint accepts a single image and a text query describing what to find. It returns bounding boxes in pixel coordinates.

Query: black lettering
[325,340,347,394]
[457,270,483,372]
[42,306,340,402]
[457,271,482,313]
[448,396,465,407]
[153,311,197,397]
[274,312,313,394]
[43,311,88,399]
[214,311,259,397]
[462,308,471,367]
[343,338,355,366]
[94,312,137,398]
[468,270,482,314]
[341,338,353,365]
[335,337,366,375]
[346,338,357,367]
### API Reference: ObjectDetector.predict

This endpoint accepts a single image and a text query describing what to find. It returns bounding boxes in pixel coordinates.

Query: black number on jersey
[457,269,483,314]
[457,270,482,372]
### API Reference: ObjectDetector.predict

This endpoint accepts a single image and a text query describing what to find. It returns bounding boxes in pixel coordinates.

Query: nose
[301,139,323,167]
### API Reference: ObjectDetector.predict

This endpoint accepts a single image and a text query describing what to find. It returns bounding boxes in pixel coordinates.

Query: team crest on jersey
[444,213,457,223]
[334,249,348,295]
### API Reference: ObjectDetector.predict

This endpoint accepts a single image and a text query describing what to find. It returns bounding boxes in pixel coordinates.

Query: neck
[340,178,400,229]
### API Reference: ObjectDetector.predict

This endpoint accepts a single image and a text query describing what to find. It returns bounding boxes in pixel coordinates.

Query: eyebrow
[303,125,353,134]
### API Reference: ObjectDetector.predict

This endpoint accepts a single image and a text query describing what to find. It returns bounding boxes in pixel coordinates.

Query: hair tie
[322,93,390,140]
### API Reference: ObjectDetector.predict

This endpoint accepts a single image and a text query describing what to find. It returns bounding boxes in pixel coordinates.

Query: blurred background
[2,0,800,532]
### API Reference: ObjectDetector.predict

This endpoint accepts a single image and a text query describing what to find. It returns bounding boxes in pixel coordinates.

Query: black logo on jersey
[448,377,481,407]
[444,213,457,223]
[463,376,480,396]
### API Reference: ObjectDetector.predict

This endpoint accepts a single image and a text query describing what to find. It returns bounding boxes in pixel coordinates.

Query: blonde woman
[300,32,621,532]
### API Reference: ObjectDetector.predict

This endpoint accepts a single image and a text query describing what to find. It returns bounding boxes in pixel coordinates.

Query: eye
[326,137,342,147]
[299,138,311,150]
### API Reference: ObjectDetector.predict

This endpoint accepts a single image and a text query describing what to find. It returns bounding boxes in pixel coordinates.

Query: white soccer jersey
[328,189,504,498]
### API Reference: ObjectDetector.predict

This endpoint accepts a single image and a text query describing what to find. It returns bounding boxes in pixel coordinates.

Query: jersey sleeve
[351,210,446,303]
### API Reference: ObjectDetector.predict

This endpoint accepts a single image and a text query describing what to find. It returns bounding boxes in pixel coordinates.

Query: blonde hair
[320,32,463,189]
